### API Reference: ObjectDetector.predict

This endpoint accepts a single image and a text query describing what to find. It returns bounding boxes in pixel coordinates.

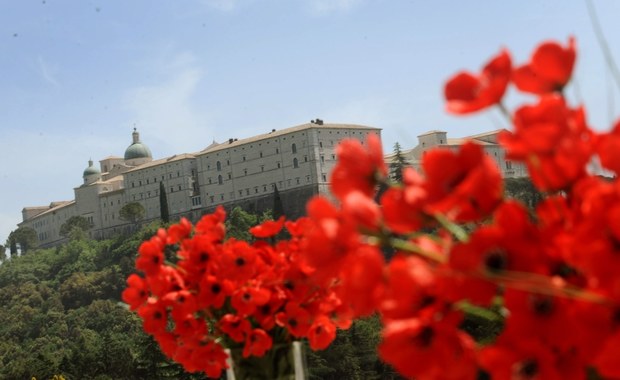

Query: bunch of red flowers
[299,37,620,379]
[125,37,620,379]
[122,208,344,378]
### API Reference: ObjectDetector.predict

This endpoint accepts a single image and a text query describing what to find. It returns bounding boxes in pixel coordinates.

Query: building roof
[466,129,507,139]
[83,160,101,177]
[23,206,50,211]
[417,130,447,137]
[196,122,380,156]
[22,200,76,221]
[124,142,152,160]
[124,129,152,160]
[446,138,495,146]
[124,153,196,173]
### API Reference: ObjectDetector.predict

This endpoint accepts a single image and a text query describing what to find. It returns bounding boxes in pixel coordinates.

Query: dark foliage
[0,216,396,379]
[159,181,170,223]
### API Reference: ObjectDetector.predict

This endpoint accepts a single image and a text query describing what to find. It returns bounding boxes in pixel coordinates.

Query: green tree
[12,226,38,254]
[504,177,544,210]
[389,142,409,182]
[0,245,6,263]
[226,207,258,241]
[119,202,146,225]
[59,216,91,238]
[273,184,284,219]
[159,182,170,223]
[7,232,17,256]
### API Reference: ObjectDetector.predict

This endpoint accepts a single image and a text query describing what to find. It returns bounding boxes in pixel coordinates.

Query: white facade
[19,122,381,247]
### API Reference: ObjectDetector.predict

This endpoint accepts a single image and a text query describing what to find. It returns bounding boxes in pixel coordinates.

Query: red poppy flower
[276,303,312,338]
[480,340,564,380]
[137,299,168,335]
[166,217,192,245]
[500,96,593,191]
[595,119,620,175]
[378,317,477,380]
[197,275,233,309]
[189,341,229,378]
[136,238,164,276]
[162,290,198,319]
[341,190,382,231]
[381,167,429,234]
[252,293,286,330]
[338,245,385,317]
[219,314,251,343]
[513,37,576,95]
[444,49,511,114]
[231,286,271,316]
[195,205,226,241]
[422,141,503,222]
[176,234,221,285]
[154,331,178,359]
[122,274,149,310]
[146,265,186,298]
[381,255,438,320]
[502,290,579,350]
[285,217,313,237]
[302,197,361,280]
[308,315,337,350]
[250,216,286,238]
[172,314,207,340]
[243,328,273,358]
[220,240,259,282]
[594,330,620,379]
[330,134,387,201]
[449,201,545,273]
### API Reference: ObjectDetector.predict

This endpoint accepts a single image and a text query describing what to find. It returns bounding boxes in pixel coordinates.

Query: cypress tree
[8,232,17,256]
[389,142,409,183]
[159,182,170,223]
[273,184,284,219]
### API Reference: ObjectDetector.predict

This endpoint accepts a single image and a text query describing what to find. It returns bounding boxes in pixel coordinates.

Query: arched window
[292,143,297,154]
[216,161,222,171]
[293,157,299,168]
[218,175,223,185]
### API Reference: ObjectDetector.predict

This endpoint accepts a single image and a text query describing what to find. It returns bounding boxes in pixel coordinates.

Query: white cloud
[308,0,363,13]
[36,56,60,87]
[123,55,214,155]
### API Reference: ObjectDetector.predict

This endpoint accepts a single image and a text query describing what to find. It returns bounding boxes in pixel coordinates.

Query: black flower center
[517,359,538,378]
[531,297,554,316]
[417,326,434,347]
[484,249,507,272]
[211,283,221,294]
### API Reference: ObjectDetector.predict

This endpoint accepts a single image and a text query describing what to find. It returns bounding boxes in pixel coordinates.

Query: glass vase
[225,341,307,380]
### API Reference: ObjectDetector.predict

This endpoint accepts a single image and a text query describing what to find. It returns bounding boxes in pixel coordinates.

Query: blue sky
[1,0,619,245]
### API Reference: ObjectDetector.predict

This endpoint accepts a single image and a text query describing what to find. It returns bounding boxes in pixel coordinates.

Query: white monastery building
[20,123,525,248]
[20,121,381,247]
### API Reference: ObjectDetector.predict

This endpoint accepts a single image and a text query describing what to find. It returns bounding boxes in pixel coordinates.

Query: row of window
[206,139,337,171]
[102,199,121,208]
[33,219,49,228]
[131,171,186,188]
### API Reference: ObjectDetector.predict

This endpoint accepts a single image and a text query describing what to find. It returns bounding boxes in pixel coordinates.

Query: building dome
[124,128,152,160]
[83,160,101,177]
